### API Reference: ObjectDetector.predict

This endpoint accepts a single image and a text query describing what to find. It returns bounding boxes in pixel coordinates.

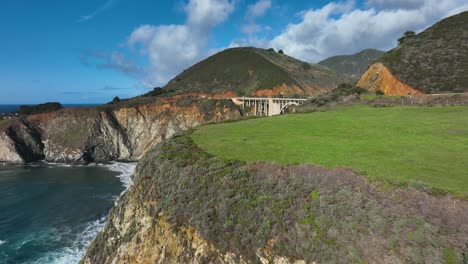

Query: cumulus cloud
[268,0,468,62]
[92,0,467,88]
[127,0,234,87]
[242,0,272,34]
[246,0,271,18]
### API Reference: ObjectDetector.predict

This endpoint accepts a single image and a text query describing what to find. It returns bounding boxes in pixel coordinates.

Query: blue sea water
[0,104,98,114]
[0,162,135,264]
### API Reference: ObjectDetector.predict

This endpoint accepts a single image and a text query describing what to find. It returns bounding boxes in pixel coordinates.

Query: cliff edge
[0,97,241,164]
[82,133,468,264]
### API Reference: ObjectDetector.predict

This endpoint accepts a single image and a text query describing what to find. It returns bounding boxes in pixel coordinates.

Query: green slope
[378,11,468,93]
[192,105,468,197]
[163,47,351,96]
[318,49,385,79]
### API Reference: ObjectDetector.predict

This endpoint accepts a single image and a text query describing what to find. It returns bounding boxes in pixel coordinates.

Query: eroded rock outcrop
[357,63,423,95]
[82,134,468,264]
[0,97,242,164]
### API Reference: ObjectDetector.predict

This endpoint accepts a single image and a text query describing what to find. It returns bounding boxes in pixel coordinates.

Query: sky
[0,0,467,104]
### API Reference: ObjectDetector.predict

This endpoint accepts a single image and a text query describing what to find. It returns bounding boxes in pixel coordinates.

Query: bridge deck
[231,97,308,101]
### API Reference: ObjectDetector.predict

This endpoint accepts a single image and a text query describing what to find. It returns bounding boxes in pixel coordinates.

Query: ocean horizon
[0,104,100,114]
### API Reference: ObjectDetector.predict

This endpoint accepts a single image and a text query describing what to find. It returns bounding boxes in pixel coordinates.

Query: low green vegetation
[318,49,385,79]
[114,133,467,263]
[18,102,63,115]
[360,94,401,100]
[192,105,468,197]
[379,11,468,93]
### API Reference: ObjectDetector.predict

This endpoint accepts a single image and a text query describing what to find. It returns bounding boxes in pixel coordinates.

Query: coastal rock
[0,97,242,164]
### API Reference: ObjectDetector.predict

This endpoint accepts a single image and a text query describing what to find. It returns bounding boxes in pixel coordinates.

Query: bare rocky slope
[357,11,468,95]
[82,133,468,264]
[0,97,241,164]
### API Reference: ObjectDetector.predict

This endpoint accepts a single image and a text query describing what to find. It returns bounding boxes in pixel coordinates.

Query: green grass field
[192,105,468,197]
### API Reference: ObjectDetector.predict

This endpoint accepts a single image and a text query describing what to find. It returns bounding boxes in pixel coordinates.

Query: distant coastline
[0,104,99,114]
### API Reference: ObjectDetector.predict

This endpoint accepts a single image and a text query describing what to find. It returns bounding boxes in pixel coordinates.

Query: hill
[318,49,385,79]
[162,47,351,97]
[358,11,468,94]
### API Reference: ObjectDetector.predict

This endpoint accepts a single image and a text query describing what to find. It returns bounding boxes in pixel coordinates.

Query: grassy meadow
[192,105,468,197]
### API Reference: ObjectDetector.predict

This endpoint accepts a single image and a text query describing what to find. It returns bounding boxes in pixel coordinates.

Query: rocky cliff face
[0,97,242,164]
[82,134,468,264]
[357,63,423,95]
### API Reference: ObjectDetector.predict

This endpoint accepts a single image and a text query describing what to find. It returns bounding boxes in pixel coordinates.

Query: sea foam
[34,162,137,264]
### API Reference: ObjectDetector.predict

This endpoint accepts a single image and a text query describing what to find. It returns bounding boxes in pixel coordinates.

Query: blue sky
[1,0,467,104]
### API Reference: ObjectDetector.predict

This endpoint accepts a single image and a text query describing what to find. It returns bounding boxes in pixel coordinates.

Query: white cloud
[242,0,272,34]
[267,0,468,62]
[98,0,467,88]
[246,0,271,18]
[186,0,234,32]
[127,0,234,87]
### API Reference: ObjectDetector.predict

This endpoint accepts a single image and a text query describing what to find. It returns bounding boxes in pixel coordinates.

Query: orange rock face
[357,63,423,95]
[252,83,304,97]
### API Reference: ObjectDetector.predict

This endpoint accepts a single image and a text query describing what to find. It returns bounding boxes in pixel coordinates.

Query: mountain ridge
[318,49,385,79]
[162,47,351,97]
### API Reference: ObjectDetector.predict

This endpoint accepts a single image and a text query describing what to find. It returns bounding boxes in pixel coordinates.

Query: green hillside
[163,47,351,96]
[318,49,385,79]
[378,11,468,93]
[192,105,468,197]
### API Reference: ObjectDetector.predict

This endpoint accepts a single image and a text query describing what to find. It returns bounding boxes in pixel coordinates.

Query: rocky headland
[0,96,242,164]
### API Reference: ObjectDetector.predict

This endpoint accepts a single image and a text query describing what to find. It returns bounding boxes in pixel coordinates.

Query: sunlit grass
[192,105,468,197]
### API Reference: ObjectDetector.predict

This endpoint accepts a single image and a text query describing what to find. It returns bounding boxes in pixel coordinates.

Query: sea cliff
[0,97,241,164]
[82,133,468,264]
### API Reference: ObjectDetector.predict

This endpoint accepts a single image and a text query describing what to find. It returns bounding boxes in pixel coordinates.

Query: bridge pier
[231,97,307,117]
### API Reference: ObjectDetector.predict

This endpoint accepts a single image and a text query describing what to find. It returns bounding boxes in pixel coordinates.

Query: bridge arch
[280,101,300,114]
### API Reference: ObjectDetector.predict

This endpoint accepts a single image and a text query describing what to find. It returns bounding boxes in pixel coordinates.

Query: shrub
[144,87,175,97]
[376,90,385,95]
[278,49,284,54]
[398,31,416,45]
[301,62,311,70]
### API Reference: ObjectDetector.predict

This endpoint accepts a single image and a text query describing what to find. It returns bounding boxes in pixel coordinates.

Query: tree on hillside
[398,31,416,45]
[112,96,120,103]
[278,49,284,54]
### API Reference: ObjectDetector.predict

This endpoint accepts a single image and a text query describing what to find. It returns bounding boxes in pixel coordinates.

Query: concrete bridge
[231,97,308,116]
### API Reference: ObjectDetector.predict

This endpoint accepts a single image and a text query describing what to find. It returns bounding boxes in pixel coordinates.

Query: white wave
[103,162,137,190]
[20,161,137,264]
[32,217,108,264]
[0,240,6,246]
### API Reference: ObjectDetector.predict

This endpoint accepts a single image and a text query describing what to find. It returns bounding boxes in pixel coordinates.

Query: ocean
[0,104,98,114]
[0,162,136,264]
